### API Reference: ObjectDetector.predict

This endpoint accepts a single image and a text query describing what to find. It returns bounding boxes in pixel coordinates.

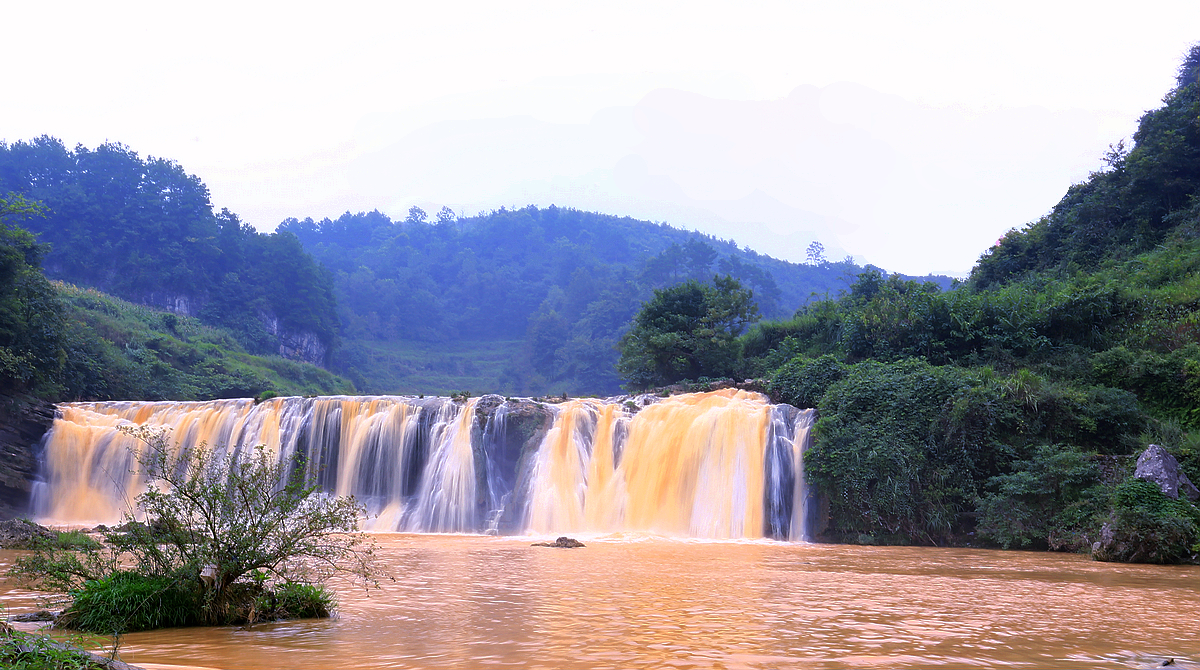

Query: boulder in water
[1135,444,1200,501]
[0,518,54,549]
[532,536,585,548]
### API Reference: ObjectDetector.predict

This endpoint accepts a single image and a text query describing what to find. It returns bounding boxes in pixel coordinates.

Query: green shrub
[47,531,100,551]
[1094,479,1200,564]
[272,582,335,619]
[0,628,100,670]
[56,571,200,633]
[976,445,1107,550]
[806,359,982,543]
[768,354,845,408]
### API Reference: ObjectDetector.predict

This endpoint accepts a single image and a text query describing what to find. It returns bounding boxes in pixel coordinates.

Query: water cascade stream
[32,389,815,539]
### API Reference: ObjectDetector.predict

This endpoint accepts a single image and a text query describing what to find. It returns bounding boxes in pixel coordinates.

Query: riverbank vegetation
[615,45,1200,562]
[12,427,373,633]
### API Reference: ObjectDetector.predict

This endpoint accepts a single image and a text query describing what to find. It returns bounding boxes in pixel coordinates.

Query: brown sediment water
[4,534,1198,669]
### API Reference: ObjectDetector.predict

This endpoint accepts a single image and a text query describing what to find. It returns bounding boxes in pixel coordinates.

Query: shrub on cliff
[1092,478,1200,564]
[13,426,375,632]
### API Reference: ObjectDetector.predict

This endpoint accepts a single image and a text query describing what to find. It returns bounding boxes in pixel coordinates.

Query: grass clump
[56,572,200,634]
[270,582,335,620]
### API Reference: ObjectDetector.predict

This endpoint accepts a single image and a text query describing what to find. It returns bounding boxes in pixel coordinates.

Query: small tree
[15,426,375,630]
[806,240,826,266]
[617,275,759,390]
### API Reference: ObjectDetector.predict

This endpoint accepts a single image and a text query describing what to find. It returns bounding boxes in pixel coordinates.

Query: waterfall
[33,390,816,539]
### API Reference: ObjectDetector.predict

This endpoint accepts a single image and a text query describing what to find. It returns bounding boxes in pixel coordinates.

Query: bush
[1093,479,1200,564]
[768,354,845,408]
[806,359,983,543]
[272,582,335,620]
[13,426,376,629]
[976,445,1107,550]
[0,626,103,670]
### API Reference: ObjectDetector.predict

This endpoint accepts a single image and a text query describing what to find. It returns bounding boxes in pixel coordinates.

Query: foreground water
[3,534,1198,669]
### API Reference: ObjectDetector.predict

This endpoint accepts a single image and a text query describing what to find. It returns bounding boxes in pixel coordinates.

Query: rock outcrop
[1134,444,1200,501]
[0,393,54,520]
[532,536,585,548]
[0,518,54,548]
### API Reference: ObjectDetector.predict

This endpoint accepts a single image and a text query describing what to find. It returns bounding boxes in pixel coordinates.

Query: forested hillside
[0,195,352,402]
[0,135,953,396]
[634,46,1200,561]
[281,206,949,394]
[0,138,339,365]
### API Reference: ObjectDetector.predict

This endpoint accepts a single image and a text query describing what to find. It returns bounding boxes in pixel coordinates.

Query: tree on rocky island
[617,275,759,390]
[14,426,376,633]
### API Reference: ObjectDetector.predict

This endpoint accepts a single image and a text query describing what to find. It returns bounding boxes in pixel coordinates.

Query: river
[3,533,1197,669]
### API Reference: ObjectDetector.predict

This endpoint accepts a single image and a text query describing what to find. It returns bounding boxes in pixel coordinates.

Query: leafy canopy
[617,275,759,390]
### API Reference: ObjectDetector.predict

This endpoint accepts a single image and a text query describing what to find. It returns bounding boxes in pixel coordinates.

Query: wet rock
[0,392,55,520]
[532,536,585,548]
[1135,444,1200,501]
[10,610,57,622]
[0,518,54,549]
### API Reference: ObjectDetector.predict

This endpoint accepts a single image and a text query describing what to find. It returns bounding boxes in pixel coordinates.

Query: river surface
[3,534,1198,669]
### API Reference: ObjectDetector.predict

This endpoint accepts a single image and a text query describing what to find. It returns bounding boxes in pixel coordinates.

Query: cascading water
[32,390,815,539]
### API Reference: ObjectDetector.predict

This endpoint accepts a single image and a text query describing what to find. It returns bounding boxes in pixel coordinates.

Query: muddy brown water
[3,534,1198,669]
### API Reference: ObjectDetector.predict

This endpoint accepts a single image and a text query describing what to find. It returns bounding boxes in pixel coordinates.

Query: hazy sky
[5,1,1199,276]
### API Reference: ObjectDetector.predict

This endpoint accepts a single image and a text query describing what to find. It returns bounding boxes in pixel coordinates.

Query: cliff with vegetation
[0,138,339,365]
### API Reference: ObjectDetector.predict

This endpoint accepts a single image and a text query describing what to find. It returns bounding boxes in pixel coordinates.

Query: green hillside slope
[699,45,1200,561]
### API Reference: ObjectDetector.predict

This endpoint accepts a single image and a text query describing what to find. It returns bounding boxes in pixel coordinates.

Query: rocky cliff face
[0,393,54,520]
[260,312,328,365]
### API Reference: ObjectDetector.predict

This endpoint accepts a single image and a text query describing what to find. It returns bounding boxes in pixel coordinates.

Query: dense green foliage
[13,428,372,630]
[1092,479,1200,564]
[617,276,759,390]
[0,626,109,670]
[57,571,200,633]
[281,205,948,394]
[0,195,67,393]
[0,192,351,402]
[0,138,338,358]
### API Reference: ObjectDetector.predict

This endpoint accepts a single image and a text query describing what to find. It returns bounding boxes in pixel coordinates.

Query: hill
[0,138,339,365]
[704,45,1200,560]
[281,206,950,395]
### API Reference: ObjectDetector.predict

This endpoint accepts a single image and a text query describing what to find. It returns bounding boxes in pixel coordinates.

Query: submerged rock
[1135,444,1200,501]
[10,610,57,622]
[0,518,54,549]
[532,536,585,548]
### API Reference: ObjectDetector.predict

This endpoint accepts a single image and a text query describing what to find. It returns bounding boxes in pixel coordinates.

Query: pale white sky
[5,1,1199,275]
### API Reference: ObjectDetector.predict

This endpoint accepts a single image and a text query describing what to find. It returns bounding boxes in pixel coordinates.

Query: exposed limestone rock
[260,312,328,365]
[532,536,585,548]
[1135,444,1200,501]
